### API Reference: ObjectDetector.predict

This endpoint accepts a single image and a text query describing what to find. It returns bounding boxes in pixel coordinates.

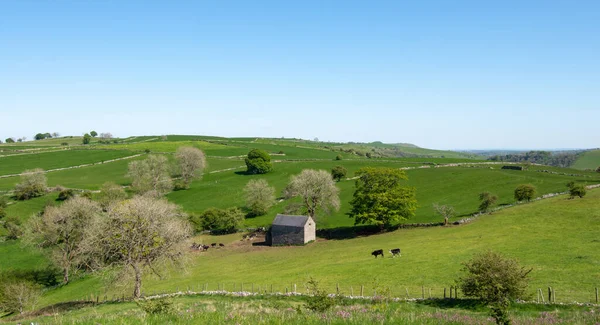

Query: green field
[572,149,600,170]
[0,149,136,176]
[1,135,599,321]
[36,188,600,307]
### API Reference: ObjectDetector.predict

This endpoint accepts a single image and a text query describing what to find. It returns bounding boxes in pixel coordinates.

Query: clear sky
[1,1,598,150]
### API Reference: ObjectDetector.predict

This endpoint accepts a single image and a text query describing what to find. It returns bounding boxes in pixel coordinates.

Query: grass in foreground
[4,295,599,325]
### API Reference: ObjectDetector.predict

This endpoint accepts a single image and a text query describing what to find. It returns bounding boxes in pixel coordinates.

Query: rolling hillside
[572,149,600,170]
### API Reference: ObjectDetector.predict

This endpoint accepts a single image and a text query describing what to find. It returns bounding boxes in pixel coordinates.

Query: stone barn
[268,214,316,246]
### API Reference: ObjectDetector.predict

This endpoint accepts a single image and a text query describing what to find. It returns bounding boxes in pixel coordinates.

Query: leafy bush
[61,142,69,146]
[331,165,347,182]
[57,189,75,201]
[195,207,244,234]
[305,277,336,313]
[514,184,536,202]
[478,192,498,213]
[245,149,272,174]
[14,169,47,200]
[568,183,587,199]
[173,179,189,191]
[457,250,531,325]
[335,154,343,161]
[80,191,93,199]
[136,297,176,315]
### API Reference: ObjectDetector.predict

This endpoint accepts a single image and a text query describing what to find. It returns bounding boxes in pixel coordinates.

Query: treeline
[487,150,582,167]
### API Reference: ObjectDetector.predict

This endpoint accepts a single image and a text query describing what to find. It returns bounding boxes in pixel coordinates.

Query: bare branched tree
[433,203,455,224]
[97,182,128,211]
[97,196,191,298]
[0,281,41,314]
[127,155,173,196]
[23,197,103,283]
[284,169,340,219]
[244,179,275,216]
[175,147,206,186]
[100,132,113,139]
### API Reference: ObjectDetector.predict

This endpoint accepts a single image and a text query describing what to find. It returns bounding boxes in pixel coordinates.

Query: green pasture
[97,140,250,157]
[39,189,600,306]
[572,149,600,170]
[168,161,600,228]
[0,149,136,176]
[7,294,600,325]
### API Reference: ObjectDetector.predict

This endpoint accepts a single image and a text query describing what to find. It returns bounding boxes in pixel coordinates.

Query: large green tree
[349,167,417,230]
[245,149,273,174]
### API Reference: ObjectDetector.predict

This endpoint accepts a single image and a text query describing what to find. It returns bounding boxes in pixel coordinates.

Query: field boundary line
[0,154,144,179]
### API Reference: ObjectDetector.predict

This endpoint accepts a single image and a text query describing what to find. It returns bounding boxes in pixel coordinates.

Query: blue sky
[1,1,598,149]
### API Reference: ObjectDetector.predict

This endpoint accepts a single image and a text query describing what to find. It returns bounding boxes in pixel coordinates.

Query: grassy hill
[1,134,599,318]
[572,149,600,170]
[38,188,600,306]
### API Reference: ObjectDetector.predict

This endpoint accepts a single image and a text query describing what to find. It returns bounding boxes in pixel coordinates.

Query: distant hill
[572,149,600,170]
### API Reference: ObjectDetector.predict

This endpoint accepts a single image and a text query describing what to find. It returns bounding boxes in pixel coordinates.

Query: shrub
[335,154,343,161]
[80,191,93,200]
[0,196,8,209]
[0,280,41,314]
[197,207,244,234]
[173,179,189,191]
[568,184,586,199]
[0,207,5,220]
[61,142,69,146]
[3,216,23,240]
[514,184,536,202]
[136,297,176,315]
[14,169,47,200]
[457,250,531,325]
[57,189,75,201]
[596,166,600,173]
[331,166,347,182]
[243,179,275,216]
[304,277,336,313]
[478,192,498,213]
[245,149,273,174]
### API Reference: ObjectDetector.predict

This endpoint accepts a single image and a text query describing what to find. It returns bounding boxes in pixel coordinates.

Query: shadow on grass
[418,298,487,312]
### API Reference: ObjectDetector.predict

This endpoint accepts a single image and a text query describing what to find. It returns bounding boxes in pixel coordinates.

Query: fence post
[548,287,552,303]
[405,288,409,298]
[422,286,424,299]
[429,288,432,298]
[596,287,598,303]
[361,285,364,297]
[294,284,297,293]
[336,283,339,295]
[351,286,354,296]
[444,288,446,299]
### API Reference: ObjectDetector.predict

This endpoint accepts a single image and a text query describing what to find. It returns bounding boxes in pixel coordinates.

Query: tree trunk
[63,267,69,284]
[133,264,142,298]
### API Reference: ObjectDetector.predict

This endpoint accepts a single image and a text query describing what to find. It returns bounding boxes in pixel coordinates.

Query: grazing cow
[219,243,225,247]
[211,243,217,247]
[202,245,210,251]
[389,248,401,257]
[371,249,384,258]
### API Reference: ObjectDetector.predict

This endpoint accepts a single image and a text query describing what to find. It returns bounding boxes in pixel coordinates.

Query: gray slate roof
[272,214,310,227]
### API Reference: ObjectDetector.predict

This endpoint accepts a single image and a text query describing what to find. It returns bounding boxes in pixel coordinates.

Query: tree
[514,184,536,202]
[127,155,173,196]
[245,149,273,174]
[0,281,41,314]
[34,133,45,140]
[3,216,23,240]
[335,154,343,161]
[478,192,498,213]
[568,183,587,199]
[97,182,128,211]
[24,197,103,283]
[52,132,60,138]
[14,169,47,200]
[100,132,113,140]
[5,138,15,143]
[194,207,245,234]
[82,133,91,144]
[457,250,531,324]
[97,196,191,298]
[596,166,600,173]
[349,167,417,230]
[284,169,340,219]
[433,203,455,225]
[90,131,98,137]
[175,147,206,187]
[243,179,275,216]
[331,166,347,182]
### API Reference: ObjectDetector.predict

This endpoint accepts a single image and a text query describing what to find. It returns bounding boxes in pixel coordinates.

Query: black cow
[389,248,401,257]
[202,245,210,251]
[371,249,384,258]
[211,243,217,247]
[219,243,225,247]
